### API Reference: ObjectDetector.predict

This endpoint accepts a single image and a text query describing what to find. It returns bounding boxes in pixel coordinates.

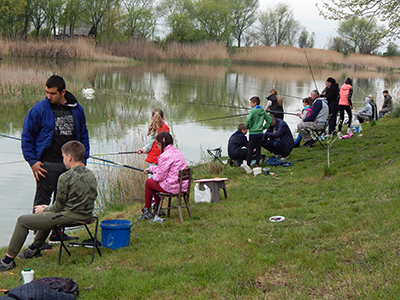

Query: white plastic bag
[194,183,212,203]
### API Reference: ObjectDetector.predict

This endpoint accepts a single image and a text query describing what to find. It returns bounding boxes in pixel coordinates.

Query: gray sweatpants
[297,121,325,143]
[7,212,90,257]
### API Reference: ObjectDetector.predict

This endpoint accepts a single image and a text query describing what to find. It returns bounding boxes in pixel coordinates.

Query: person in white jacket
[354,97,373,123]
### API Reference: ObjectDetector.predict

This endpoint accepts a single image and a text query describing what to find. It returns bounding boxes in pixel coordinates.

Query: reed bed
[343,53,396,70]
[231,46,344,67]
[165,41,229,60]
[5,39,123,61]
[104,38,164,60]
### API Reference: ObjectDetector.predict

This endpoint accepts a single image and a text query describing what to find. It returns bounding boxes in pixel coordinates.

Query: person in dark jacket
[379,90,392,118]
[322,77,339,135]
[227,123,248,166]
[265,89,284,119]
[261,114,294,159]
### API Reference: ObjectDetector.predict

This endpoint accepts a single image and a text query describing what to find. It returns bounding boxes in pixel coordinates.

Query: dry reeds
[104,38,164,60]
[165,41,229,60]
[6,39,124,61]
[231,46,343,67]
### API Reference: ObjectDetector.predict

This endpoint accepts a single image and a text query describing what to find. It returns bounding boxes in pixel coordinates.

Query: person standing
[265,89,284,120]
[379,90,393,118]
[337,77,353,137]
[21,75,90,244]
[245,96,273,167]
[322,77,339,135]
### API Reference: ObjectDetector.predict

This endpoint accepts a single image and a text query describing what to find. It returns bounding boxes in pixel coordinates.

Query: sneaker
[17,247,41,259]
[49,233,79,244]
[138,207,153,220]
[337,132,343,138]
[38,241,53,251]
[302,140,315,148]
[240,163,253,174]
[0,259,16,271]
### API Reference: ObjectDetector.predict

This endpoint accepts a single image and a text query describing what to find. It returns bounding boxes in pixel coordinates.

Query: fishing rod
[89,155,151,174]
[187,102,298,116]
[279,93,304,100]
[193,113,249,123]
[0,134,21,141]
[303,48,319,91]
[91,151,138,156]
[0,160,26,166]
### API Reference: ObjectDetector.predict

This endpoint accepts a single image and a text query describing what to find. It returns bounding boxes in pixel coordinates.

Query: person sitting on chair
[379,90,393,118]
[227,123,248,166]
[261,114,294,159]
[354,97,373,123]
[297,90,329,148]
[0,141,97,271]
[139,132,188,220]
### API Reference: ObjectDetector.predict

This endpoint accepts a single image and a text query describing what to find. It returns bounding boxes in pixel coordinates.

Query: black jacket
[263,118,294,157]
[227,130,248,160]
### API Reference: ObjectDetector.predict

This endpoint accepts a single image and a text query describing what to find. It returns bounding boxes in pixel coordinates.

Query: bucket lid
[23,268,31,271]
[100,219,132,229]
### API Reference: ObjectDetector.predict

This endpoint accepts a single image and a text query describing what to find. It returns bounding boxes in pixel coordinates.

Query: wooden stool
[193,178,228,203]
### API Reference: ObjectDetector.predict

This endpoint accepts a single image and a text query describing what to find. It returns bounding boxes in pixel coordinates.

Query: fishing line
[89,155,151,174]
[0,160,26,166]
[0,134,21,141]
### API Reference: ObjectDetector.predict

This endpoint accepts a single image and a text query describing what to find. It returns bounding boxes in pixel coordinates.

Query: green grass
[2,117,400,299]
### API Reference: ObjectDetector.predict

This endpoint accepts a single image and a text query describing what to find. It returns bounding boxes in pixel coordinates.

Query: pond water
[0,60,398,248]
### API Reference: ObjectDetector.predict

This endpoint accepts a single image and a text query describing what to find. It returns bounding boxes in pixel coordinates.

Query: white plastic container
[21,268,34,284]
[253,167,262,176]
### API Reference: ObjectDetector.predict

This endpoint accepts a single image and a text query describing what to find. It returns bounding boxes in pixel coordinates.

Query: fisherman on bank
[379,90,393,118]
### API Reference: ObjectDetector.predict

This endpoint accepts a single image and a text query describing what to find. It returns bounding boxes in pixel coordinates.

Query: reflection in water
[0,61,399,247]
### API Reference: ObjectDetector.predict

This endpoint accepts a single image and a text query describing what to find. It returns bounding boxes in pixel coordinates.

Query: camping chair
[54,216,101,265]
[310,114,332,148]
[156,168,193,222]
[207,147,225,165]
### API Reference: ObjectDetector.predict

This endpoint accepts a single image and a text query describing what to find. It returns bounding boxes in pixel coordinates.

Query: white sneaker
[347,128,353,134]
[240,163,253,174]
[337,132,342,138]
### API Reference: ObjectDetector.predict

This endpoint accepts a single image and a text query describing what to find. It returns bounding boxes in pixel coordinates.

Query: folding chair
[207,147,225,165]
[54,216,101,265]
[156,168,193,222]
[310,114,332,148]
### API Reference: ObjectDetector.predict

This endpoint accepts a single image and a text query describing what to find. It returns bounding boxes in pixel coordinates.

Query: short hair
[61,140,85,162]
[156,132,173,152]
[311,90,319,98]
[345,77,352,85]
[250,96,260,105]
[46,75,66,93]
[237,123,245,131]
[383,90,388,94]
[269,114,275,120]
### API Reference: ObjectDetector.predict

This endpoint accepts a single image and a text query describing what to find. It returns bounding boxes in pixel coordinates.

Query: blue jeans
[262,139,284,156]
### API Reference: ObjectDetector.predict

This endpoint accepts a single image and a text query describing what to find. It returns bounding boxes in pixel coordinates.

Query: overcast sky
[258,0,339,49]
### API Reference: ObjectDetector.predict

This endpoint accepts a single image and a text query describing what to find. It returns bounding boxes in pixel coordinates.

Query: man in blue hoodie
[262,114,294,159]
[21,75,90,244]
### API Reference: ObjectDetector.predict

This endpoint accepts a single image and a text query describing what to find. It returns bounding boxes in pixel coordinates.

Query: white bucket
[21,268,34,284]
[253,167,262,176]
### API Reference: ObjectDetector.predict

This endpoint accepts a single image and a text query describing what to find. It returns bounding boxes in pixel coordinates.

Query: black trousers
[247,136,263,166]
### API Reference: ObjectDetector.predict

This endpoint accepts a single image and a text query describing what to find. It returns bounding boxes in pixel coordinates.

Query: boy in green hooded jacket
[245,96,273,167]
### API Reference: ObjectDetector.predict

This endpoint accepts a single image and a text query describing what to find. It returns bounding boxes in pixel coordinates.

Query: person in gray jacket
[297,90,329,148]
[355,97,373,123]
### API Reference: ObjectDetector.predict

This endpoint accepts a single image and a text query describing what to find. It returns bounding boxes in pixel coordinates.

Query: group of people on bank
[227,80,393,167]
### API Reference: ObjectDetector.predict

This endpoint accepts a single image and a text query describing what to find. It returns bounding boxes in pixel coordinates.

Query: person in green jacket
[0,140,97,271]
[245,96,273,167]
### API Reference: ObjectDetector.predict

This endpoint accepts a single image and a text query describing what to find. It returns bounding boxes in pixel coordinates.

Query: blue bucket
[100,219,132,250]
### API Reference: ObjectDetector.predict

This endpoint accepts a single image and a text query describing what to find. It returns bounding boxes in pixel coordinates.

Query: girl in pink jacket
[138,132,188,220]
[338,77,353,136]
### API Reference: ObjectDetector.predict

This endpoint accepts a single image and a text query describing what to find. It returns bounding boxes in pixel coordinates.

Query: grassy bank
[2,38,400,71]
[1,116,400,299]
